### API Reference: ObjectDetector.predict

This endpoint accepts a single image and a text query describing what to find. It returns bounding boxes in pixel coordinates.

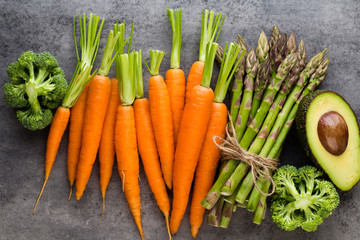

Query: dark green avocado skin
[295,90,360,191]
[296,90,327,160]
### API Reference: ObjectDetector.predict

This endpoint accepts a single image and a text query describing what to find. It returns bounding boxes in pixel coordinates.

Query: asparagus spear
[234,48,259,140]
[207,197,224,227]
[268,25,281,51]
[270,33,288,73]
[248,59,272,124]
[220,185,240,228]
[252,58,329,225]
[219,201,234,228]
[287,33,297,55]
[219,53,298,197]
[248,31,271,124]
[256,31,270,64]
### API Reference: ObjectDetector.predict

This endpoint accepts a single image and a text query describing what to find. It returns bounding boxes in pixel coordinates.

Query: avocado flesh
[296,90,360,191]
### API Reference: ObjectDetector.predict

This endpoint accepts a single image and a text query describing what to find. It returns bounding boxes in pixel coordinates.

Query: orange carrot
[165,8,185,146]
[146,50,174,189]
[189,102,227,235]
[185,61,204,102]
[185,9,224,102]
[190,42,242,237]
[33,14,104,213]
[76,29,122,200]
[115,51,143,239]
[67,82,89,200]
[170,42,218,234]
[134,51,171,239]
[75,75,111,199]
[99,78,120,217]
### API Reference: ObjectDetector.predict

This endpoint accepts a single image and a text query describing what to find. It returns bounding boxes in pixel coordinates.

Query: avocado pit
[317,111,348,155]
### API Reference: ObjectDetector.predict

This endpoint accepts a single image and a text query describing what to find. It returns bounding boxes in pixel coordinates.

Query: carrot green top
[214,42,244,103]
[167,8,182,69]
[117,51,136,106]
[135,50,144,99]
[198,9,224,63]
[201,42,218,88]
[98,30,121,76]
[114,21,134,82]
[144,49,165,76]
[62,13,104,109]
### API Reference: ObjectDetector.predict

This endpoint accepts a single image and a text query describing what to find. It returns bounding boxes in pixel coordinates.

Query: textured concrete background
[0,0,359,239]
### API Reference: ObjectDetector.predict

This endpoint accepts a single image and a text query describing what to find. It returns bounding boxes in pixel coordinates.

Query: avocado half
[296,90,360,191]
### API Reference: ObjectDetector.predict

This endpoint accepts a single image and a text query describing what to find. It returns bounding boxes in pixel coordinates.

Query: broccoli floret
[3,51,67,130]
[3,82,28,108]
[51,67,65,78]
[271,165,339,232]
[7,61,29,84]
[16,108,53,131]
[40,75,68,109]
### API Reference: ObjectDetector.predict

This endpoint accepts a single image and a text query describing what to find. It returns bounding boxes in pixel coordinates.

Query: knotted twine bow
[213,114,280,196]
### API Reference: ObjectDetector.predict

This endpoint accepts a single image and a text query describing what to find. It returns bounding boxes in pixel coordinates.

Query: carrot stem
[201,42,218,88]
[214,42,244,103]
[199,9,224,62]
[143,50,165,76]
[167,8,182,69]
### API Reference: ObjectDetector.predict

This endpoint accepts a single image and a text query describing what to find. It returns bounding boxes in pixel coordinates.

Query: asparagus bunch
[202,51,298,207]
[203,26,330,227]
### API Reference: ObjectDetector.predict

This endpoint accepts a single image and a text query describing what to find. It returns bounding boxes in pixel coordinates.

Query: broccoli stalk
[4,51,68,130]
[271,165,339,232]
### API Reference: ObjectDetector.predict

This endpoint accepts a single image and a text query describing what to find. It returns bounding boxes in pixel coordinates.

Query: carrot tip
[75,192,82,201]
[33,178,48,215]
[165,214,172,240]
[68,186,73,201]
[100,197,105,224]
[191,225,199,238]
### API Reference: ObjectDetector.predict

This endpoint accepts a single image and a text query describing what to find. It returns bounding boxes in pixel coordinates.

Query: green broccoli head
[3,82,28,108]
[4,51,67,130]
[40,75,68,109]
[271,165,340,232]
[16,108,53,131]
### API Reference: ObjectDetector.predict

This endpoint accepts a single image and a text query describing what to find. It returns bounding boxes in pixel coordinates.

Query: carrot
[67,82,89,200]
[170,42,218,234]
[146,50,174,189]
[98,21,133,220]
[33,14,104,214]
[115,51,144,239]
[190,42,243,237]
[134,51,171,239]
[185,9,224,102]
[98,78,120,215]
[165,8,185,146]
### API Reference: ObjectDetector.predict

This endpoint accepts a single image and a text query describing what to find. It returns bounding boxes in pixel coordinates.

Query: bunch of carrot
[32,8,251,240]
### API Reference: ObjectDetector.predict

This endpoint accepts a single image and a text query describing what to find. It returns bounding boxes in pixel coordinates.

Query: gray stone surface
[0,0,359,239]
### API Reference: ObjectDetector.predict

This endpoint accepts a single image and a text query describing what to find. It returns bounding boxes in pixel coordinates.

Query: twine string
[213,114,280,196]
